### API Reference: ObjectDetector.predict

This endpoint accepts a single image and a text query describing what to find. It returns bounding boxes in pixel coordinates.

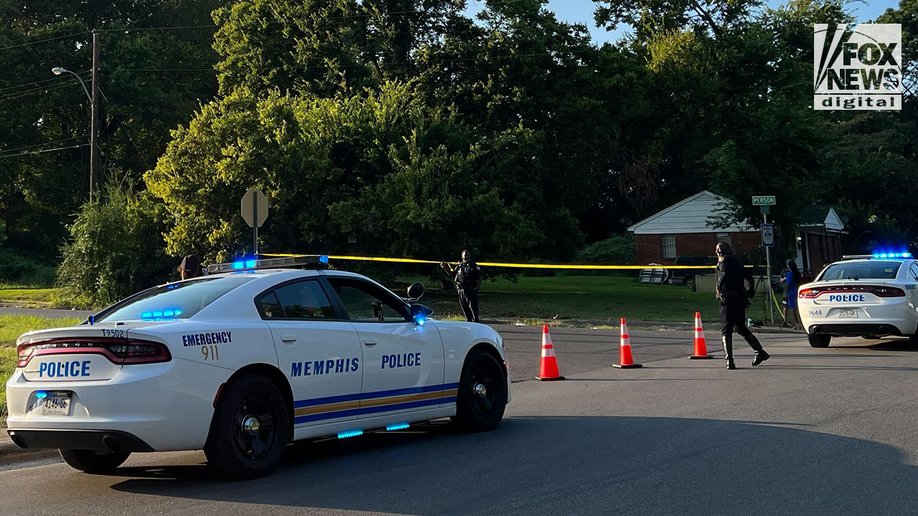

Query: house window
[716,232,731,245]
[660,234,676,259]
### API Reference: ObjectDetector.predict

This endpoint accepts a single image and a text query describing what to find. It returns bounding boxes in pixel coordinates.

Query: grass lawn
[1,315,81,422]
[397,274,724,325]
[0,285,58,308]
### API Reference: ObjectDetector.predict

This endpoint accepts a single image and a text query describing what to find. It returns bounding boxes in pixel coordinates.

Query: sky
[465,0,900,45]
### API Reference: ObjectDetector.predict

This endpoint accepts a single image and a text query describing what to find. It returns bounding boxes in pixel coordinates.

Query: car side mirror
[410,303,433,325]
[407,282,425,300]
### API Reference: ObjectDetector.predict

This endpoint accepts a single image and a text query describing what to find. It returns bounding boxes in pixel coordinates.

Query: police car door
[325,277,445,420]
[256,279,363,427]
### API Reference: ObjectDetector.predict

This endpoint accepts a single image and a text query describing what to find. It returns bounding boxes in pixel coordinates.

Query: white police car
[798,252,918,347]
[6,256,510,478]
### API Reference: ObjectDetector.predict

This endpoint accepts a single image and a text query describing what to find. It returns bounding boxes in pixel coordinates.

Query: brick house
[628,191,759,265]
[794,205,846,276]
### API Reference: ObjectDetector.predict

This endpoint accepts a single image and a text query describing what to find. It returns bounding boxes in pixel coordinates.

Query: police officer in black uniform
[440,250,482,322]
[715,242,770,369]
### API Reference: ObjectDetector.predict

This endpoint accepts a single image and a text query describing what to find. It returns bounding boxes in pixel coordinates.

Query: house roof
[627,191,753,235]
[796,205,845,231]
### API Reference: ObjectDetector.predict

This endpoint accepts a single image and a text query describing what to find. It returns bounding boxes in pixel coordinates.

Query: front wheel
[808,334,831,348]
[204,375,290,479]
[452,349,507,432]
[60,449,131,473]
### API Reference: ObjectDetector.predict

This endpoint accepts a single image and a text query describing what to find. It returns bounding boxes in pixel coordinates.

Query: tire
[808,333,831,348]
[204,375,290,480]
[683,276,696,291]
[60,449,131,473]
[452,349,507,432]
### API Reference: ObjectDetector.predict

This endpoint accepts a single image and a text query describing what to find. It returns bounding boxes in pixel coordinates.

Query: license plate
[30,392,72,416]
[838,309,858,319]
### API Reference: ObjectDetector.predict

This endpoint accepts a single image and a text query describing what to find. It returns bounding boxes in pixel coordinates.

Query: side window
[257,291,285,319]
[328,279,408,322]
[257,280,336,319]
[910,264,918,282]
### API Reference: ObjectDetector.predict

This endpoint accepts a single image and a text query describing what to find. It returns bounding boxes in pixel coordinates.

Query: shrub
[56,183,173,307]
[0,248,57,286]
[575,235,636,265]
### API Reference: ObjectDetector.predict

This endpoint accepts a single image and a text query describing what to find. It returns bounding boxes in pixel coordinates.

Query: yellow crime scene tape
[261,253,754,270]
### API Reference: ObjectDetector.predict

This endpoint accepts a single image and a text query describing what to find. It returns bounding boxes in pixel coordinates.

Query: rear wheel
[204,375,290,479]
[60,449,130,473]
[808,334,831,348]
[452,349,506,432]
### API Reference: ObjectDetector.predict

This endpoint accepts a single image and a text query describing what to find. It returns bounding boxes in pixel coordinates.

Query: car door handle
[281,334,297,344]
[364,339,377,347]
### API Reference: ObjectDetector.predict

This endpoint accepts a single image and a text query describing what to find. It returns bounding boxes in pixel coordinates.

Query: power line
[0,136,87,154]
[0,71,90,94]
[0,143,89,159]
[0,30,91,53]
[0,78,87,102]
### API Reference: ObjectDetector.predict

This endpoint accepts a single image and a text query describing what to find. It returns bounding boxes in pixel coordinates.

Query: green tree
[0,0,221,262]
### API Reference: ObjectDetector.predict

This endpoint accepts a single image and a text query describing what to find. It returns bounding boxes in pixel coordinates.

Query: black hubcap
[469,361,499,417]
[233,395,276,460]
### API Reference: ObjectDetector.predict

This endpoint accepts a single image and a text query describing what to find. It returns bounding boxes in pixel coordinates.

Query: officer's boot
[722,335,735,370]
[747,334,770,366]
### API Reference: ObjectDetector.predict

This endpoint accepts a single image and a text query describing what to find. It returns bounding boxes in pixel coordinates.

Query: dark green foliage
[56,182,172,306]
[575,235,636,265]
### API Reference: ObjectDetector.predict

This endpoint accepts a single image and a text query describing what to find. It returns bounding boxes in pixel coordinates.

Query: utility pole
[89,31,100,202]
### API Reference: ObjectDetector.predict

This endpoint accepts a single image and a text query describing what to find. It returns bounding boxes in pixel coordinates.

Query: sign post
[753,196,776,325]
[241,189,268,256]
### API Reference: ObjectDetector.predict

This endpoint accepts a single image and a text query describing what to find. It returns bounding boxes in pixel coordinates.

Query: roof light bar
[208,255,328,273]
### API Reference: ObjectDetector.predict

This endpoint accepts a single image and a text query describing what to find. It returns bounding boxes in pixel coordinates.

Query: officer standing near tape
[440,250,482,323]
[715,242,770,369]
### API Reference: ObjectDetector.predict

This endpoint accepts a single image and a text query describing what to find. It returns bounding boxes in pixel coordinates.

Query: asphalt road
[4,328,918,515]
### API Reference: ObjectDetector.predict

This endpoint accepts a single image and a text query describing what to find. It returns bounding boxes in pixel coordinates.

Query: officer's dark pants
[720,301,762,360]
[458,288,480,323]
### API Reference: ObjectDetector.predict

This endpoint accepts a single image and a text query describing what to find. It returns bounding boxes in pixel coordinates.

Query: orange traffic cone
[536,324,565,381]
[614,318,643,369]
[690,312,714,359]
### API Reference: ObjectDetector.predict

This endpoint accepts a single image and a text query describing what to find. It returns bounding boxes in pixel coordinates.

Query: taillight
[872,287,905,297]
[105,341,172,364]
[16,338,171,367]
[799,288,815,299]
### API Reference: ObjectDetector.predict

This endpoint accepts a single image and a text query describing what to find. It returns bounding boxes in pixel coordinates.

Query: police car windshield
[94,276,256,322]
[820,261,901,281]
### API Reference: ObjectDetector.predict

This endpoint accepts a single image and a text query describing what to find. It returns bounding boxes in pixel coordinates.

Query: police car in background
[798,252,918,348]
[6,256,510,479]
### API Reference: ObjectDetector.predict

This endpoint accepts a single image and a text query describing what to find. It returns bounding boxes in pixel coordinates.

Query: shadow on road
[107,416,918,515]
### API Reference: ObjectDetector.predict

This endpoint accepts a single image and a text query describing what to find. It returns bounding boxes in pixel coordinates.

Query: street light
[53,58,100,202]
[51,67,91,103]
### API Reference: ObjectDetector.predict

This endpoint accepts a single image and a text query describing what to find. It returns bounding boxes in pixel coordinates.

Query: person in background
[780,259,802,330]
[177,254,203,280]
[440,250,482,323]
[715,242,769,369]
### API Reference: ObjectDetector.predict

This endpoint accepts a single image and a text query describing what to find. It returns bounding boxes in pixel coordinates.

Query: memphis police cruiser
[6,256,510,479]
[799,252,918,348]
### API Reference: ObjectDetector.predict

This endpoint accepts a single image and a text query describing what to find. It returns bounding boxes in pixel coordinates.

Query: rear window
[820,261,901,281]
[95,276,256,322]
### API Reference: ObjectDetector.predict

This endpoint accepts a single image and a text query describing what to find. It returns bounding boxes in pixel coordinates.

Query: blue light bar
[245,259,257,268]
[232,260,245,270]
[319,255,329,264]
[35,391,47,399]
[386,423,410,431]
[872,251,913,259]
[337,429,363,439]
